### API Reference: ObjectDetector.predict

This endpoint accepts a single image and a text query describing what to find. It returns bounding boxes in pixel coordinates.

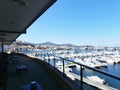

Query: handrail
[52,56,120,89]
[25,51,120,89]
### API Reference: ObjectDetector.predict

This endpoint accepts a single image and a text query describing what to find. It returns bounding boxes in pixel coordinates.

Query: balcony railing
[22,51,120,90]
[46,56,120,90]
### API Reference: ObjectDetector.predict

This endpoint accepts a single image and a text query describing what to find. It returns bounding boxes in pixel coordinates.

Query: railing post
[41,52,42,57]
[63,58,65,77]
[47,53,50,64]
[80,65,83,90]
[54,56,56,69]
[44,53,45,62]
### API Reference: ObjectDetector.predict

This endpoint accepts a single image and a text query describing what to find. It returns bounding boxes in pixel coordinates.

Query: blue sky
[18,0,120,46]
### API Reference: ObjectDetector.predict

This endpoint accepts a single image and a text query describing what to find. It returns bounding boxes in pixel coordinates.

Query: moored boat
[87,75,107,84]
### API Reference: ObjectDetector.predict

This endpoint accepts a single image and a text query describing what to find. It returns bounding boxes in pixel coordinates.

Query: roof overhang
[0,0,57,44]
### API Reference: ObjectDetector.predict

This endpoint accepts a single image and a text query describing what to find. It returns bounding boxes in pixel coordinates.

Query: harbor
[21,48,120,90]
[1,0,120,90]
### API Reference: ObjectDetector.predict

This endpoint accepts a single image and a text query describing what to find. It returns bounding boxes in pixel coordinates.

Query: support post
[80,65,83,90]
[47,52,50,64]
[63,58,65,77]
[44,53,45,62]
[54,56,55,69]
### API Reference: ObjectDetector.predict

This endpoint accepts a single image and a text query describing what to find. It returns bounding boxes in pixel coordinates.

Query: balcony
[1,50,120,90]
[0,53,77,90]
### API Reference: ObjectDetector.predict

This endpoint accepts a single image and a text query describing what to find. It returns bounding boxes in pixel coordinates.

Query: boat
[66,73,75,80]
[56,65,72,72]
[87,75,107,84]
[56,61,72,72]
[56,61,63,66]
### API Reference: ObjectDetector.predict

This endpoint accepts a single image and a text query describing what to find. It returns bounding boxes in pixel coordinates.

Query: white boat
[56,61,72,72]
[56,61,63,66]
[87,75,106,84]
[66,73,75,80]
[56,66,72,72]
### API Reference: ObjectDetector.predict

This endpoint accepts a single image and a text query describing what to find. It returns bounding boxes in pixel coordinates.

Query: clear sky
[18,0,120,46]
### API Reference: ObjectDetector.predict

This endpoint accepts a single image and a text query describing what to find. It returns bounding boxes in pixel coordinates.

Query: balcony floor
[6,54,63,90]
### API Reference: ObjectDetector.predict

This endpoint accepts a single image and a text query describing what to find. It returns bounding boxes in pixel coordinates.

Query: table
[16,65,27,74]
[12,57,19,64]
[21,82,42,90]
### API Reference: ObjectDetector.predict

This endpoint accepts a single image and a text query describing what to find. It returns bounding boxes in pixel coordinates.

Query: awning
[0,0,56,44]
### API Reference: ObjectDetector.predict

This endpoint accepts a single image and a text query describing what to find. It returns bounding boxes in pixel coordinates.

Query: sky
[18,0,120,47]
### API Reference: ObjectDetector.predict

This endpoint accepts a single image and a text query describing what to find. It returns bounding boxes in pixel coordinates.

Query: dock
[65,71,118,90]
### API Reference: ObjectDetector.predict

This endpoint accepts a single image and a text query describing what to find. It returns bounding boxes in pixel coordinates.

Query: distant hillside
[16,41,78,47]
[38,42,57,46]
[60,44,77,47]
[37,42,78,47]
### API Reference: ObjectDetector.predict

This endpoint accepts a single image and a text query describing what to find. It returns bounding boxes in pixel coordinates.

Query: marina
[1,0,120,90]
[21,49,120,90]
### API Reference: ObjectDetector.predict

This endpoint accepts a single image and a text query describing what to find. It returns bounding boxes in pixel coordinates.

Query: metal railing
[24,51,120,89]
[44,55,120,90]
